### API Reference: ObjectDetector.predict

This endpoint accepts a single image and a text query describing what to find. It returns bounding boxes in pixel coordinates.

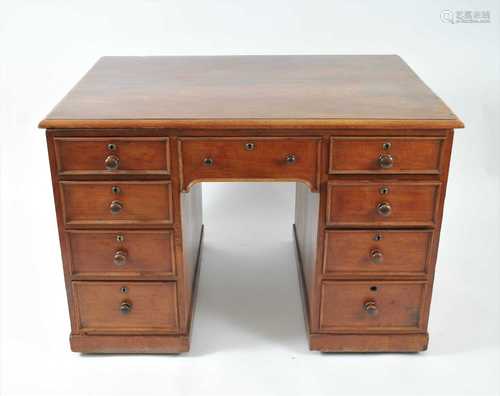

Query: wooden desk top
[39,55,463,130]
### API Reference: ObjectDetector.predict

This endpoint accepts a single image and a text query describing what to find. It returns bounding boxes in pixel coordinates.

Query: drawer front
[326,181,440,227]
[179,137,320,191]
[73,281,178,333]
[60,181,173,227]
[67,230,175,278]
[320,281,426,331]
[55,137,170,175]
[323,230,432,275]
[329,137,443,174]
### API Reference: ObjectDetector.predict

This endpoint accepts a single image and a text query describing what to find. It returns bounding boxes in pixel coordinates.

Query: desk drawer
[60,181,173,227]
[178,137,320,191]
[329,137,444,174]
[326,181,440,227]
[73,281,178,334]
[54,137,170,175]
[67,230,175,278]
[320,281,426,332]
[323,230,432,275]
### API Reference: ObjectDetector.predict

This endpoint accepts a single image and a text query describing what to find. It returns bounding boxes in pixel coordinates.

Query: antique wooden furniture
[39,55,463,353]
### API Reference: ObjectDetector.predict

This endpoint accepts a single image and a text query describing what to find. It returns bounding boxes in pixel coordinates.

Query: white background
[1,0,499,395]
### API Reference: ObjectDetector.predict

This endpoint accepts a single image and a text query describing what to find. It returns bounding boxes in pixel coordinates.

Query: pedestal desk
[39,55,463,353]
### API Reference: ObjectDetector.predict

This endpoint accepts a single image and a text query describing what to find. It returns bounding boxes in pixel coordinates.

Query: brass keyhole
[107,143,117,151]
[203,157,214,167]
[382,142,391,150]
[245,142,256,151]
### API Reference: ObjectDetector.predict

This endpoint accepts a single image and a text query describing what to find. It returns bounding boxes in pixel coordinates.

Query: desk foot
[70,334,190,354]
[309,333,429,353]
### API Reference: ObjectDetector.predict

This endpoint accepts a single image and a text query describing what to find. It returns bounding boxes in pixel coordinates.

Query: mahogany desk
[39,55,463,353]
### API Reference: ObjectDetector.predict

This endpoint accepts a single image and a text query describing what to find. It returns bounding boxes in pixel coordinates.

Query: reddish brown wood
[60,181,173,227]
[180,183,203,316]
[70,334,190,353]
[72,281,179,333]
[178,137,321,191]
[326,181,441,228]
[67,230,176,279]
[319,281,426,332]
[39,56,463,130]
[41,119,463,130]
[329,137,444,174]
[294,184,320,323]
[54,137,170,176]
[40,56,461,353]
[323,230,433,276]
[48,128,452,138]
[417,131,455,332]
[309,333,428,352]
[46,132,80,335]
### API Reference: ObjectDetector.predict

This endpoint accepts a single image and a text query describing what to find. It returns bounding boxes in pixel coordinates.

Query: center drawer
[73,281,179,334]
[60,181,173,227]
[178,137,320,191]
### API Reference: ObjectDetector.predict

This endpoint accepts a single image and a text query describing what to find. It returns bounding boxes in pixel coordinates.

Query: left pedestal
[46,132,203,353]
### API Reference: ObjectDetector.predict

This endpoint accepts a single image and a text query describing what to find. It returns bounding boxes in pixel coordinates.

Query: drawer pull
[110,200,123,214]
[285,153,296,164]
[370,249,384,264]
[113,250,128,266]
[120,301,133,315]
[376,202,392,217]
[378,154,394,169]
[104,155,120,170]
[202,157,214,167]
[364,300,378,316]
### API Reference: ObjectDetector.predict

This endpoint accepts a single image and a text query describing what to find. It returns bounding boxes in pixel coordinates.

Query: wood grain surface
[39,55,463,130]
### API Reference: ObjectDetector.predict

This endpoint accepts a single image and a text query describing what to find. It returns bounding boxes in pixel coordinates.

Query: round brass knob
[120,301,132,315]
[113,250,128,266]
[110,200,123,214]
[370,250,384,264]
[105,155,120,170]
[203,157,214,167]
[285,153,296,164]
[376,202,392,217]
[378,154,394,169]
[364,300,378,316]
